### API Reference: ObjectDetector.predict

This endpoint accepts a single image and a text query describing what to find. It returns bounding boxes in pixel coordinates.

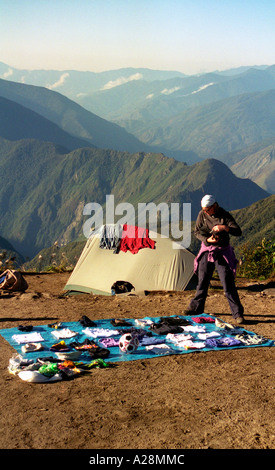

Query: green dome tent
[64,230,195,296]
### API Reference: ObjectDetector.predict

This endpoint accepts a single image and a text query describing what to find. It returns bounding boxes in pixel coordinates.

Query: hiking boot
[183,309,197,315]
[234,316,245,325]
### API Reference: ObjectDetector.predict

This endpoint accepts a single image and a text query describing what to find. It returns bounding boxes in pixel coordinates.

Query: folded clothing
[83,327,120,338]
[70,339,98,350]
[21,343,44,353]
[166,333,192,343]
[55,350,82,361]
[179,340,206,350]
[39,363,60,377]
[145,343,175,355]
[50,340,71,352]
[135,318,153,327]
[99,337,120,347]
[155,316,190,326]
[88,347,110,359]
[205,337,242,348]
[117,327,152,338]
[37,356,63,363]
[12,332,44,344]
[166,334,205,349]
[139,336,165,346]
[197,331,221,340]
[74,359,109,370]
[149,324,184,335]
[51,328,78,339]
[192,316,215,324]
[181,325,206,333]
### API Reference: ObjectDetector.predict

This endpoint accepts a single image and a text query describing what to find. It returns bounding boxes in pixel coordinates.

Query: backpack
[0,269,28,292]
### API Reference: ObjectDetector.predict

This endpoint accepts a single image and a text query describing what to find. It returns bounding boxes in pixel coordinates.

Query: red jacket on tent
[119,225,156,254]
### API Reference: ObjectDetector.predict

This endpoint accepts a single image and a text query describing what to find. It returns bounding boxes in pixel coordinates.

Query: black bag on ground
[111,280,135,294]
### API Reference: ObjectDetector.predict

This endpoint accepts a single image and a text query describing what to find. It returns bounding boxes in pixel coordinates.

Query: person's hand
[212,224,229,233]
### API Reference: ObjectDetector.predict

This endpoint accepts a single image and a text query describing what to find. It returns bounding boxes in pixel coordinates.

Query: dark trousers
[189,251,244,318]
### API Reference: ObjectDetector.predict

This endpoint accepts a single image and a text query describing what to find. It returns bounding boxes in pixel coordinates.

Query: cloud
[2,68,13,79]
[190,82,215,94]
[47,72,70,90]
[146,93,154,99]
[100,73,143,90]
[161,86,180,95]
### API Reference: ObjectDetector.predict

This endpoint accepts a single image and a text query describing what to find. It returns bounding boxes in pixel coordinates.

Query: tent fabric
[64,230,196,295]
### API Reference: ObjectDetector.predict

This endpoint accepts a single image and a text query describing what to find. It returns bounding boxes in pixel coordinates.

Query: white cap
[201,194,216,208]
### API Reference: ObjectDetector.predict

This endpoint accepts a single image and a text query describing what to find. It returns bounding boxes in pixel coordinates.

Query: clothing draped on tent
[119,224,156,254]
[99,224,123,253]
[99,224,156,255]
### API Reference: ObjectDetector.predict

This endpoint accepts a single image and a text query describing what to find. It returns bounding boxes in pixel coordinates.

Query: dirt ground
[0,271,274,454]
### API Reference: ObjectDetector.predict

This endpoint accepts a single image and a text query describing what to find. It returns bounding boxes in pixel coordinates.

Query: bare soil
[0,272,274,452]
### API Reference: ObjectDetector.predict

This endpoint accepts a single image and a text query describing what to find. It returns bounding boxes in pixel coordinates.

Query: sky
[0,0,275,75]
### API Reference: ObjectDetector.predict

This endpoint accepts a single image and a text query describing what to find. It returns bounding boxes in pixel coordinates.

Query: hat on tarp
[201,194,216,208]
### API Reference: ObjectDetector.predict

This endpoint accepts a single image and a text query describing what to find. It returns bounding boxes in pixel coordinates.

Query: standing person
[185,195,244,324]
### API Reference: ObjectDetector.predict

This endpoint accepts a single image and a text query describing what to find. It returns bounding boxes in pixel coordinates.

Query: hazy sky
[1,0,275,74]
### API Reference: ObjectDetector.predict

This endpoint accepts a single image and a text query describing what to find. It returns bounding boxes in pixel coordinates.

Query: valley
[0,63,274,267]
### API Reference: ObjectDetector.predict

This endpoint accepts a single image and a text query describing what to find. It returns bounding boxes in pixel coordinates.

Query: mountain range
[133,90,275,158]
[0,77,149,154]
[0,63,274,264]
[1,62,273,121]
[1,62,275,192]
[0,138,269,259]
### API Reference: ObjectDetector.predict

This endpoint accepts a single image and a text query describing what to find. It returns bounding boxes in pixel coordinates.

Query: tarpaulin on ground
[1,314,274,366]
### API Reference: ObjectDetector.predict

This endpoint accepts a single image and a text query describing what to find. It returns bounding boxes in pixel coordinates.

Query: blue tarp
[0,314,274,364]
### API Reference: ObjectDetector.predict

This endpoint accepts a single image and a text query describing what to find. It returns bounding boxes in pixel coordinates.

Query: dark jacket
[194,206,242,247]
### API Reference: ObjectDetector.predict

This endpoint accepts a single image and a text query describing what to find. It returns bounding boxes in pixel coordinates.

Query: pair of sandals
[235,333,267,345]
